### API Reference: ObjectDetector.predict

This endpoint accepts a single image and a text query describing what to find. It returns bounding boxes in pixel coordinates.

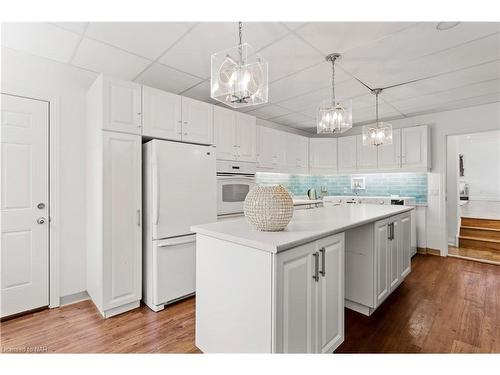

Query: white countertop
[192,204,413,253]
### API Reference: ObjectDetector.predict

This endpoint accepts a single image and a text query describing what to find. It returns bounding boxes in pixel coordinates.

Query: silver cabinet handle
[312,252,319,282]
[319,247,326,277]
[37,217,46,224]
[37,202,46,209]
[137,209,141,227]
[387,223,392,240]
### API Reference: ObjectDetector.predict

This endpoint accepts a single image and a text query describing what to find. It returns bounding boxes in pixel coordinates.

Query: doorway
[446,130,500,264]
[1,93,50,317]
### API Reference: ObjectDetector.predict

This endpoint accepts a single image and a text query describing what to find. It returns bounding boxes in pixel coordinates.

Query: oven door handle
[216,175,256,181]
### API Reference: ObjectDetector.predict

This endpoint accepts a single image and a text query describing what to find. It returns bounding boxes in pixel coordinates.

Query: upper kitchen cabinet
[142,86,213,145]
[338,135,357,172]
[142,86,182,141]
[356,135,378,171]
[401,125,431,171]
[214,106,257,162]
[257,126,286,170]
[377,129,401,170]
[91,75,142,135]
[286,133,309,174]
[309,138,337,175]
[181,97,214,145]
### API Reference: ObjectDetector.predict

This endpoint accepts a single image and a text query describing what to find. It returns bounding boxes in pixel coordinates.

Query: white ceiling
[2,21,499,132]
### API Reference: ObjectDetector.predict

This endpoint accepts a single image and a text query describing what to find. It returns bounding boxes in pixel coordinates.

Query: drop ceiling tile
[72,37,151,80]
[159,22,289,79]
[342,23,500,87]
[258,34,324,82]
[390,79,500,113]
[270,112,315,126]
[384,60,500,101]
[180,80,219,104]
[268,62,351,103]
[245,104,291,120]
[1,22,81,63]
[52,22,88,35]
[135,63,203,94]
[296,22,417,55]
[86,22,193,60]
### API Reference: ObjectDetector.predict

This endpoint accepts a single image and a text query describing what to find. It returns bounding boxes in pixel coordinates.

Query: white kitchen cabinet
[214,107,256,162]
[356,135,378,170]
[91,74,142,135]
[257,126,286,171]
[345,212,411,316]
[275,233,344,353]
[401,125,430,170]
[378,128,401,170]
[338,135,357,172]
[309,138,337,174]
[286,133,309,174]
[86,77,142,318]
[142,86,182,140]
[181,97,213,145]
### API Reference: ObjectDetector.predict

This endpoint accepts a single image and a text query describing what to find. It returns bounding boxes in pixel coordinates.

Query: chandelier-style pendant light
[210,22,268,108]
[317,53,352,134]
[362,88,393,147]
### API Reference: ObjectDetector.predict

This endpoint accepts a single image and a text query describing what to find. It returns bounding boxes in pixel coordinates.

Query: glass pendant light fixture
[317,53,352,134]
[210,22,268,108]
[362,88,393,147]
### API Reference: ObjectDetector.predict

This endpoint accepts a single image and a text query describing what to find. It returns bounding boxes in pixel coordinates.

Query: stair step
[459,236,500,253]
[460,227,500,241]
[460,217,500,230]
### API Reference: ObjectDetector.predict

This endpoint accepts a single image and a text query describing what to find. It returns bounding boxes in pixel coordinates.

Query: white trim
[1,85,61,308]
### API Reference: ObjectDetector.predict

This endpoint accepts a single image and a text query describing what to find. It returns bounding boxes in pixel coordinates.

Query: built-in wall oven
[216,160,256,217]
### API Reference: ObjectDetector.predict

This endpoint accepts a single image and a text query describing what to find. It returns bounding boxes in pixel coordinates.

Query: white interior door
[1,94,49,317]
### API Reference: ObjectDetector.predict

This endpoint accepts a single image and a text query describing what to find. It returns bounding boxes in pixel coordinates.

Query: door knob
[37,217,46,224]
[37,202,46,209]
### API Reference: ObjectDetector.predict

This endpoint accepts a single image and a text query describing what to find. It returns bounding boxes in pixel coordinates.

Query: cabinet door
[142,86,182,140]
[296,135,309,171]
[338,136,357,171]
[378,128,401,169]
[389,221,399,291]
[374,219,390,307]
[402,126,428,169]
[274,129,287,169]
[181,97,213,144]
[103,77,142,134]
[236,113,257,162]
[356,135,378,170]
[309,138,337,173]
[285,133,300,172]
[317,234,344,353]
[398,214,411,279]
[102,131,142,310]
[257,126,277,169]
[214,106,237,161]
[276,243,317,353]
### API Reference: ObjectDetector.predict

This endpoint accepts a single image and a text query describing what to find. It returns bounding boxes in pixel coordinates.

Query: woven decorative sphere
[244,185,293,231]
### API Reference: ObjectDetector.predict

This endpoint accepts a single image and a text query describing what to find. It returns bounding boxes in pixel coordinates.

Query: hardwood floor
[1,255,498,354]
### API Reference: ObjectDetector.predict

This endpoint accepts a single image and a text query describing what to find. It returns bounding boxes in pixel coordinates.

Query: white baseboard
[59,291,90,307]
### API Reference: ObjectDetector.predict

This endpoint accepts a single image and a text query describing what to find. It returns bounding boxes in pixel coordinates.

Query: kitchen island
[191,204,413,353]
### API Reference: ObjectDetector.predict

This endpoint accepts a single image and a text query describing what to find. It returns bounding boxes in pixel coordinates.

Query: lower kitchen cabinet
[195,233,345,353]
[345,211,411,316]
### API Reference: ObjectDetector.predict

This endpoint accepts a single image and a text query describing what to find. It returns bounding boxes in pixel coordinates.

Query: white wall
[336,102,500,254]
[458,131,500,201]
[446,136,459,246]
[1,47,97,297]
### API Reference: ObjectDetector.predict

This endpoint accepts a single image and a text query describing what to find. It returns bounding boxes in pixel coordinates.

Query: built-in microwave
[216,160,256,217]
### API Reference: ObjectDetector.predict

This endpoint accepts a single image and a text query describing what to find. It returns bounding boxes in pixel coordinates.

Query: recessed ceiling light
[436,22,461,31]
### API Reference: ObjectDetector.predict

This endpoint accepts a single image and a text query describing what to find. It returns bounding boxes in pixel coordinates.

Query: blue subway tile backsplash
[255,172,428,204]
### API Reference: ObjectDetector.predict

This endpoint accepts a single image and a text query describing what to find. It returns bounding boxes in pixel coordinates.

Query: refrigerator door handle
[157,235,196,248]
[153,152,160,225]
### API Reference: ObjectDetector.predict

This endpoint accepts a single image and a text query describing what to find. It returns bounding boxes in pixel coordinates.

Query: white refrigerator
[142,139,216,312]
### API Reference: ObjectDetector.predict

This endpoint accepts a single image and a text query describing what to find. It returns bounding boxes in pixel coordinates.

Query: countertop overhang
[191,205,413,253]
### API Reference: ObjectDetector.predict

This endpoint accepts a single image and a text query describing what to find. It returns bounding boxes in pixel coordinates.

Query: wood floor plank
[1,255,498,354]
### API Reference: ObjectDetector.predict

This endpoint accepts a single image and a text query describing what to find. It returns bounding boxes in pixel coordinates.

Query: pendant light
[362,88,393,147]
[210,22,268,108]
[317,53,352,134]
